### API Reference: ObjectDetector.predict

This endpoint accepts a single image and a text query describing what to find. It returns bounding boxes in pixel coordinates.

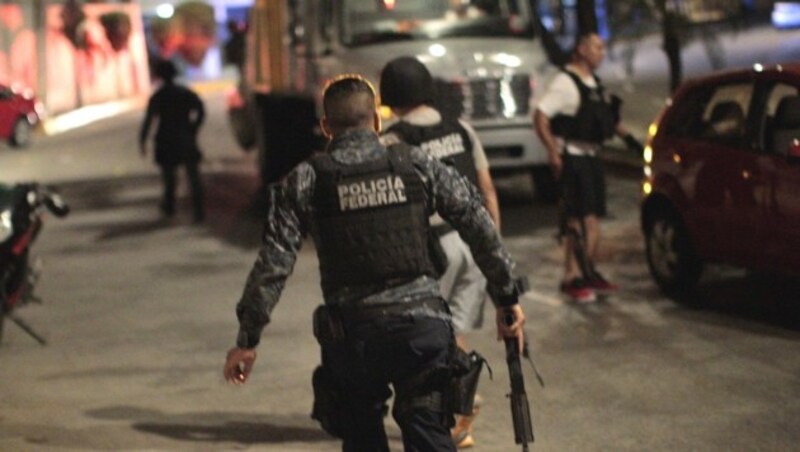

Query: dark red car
[641,64,800,297]
[0,84,42,148]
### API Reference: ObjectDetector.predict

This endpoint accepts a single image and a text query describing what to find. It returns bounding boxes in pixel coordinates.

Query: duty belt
[338,297,448,325]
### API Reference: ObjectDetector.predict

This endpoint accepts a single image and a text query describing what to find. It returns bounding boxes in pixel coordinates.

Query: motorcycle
[0,182,69,345]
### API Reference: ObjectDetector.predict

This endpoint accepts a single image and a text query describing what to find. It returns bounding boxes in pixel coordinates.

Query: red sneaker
[587,272,619,295]
[560,279,596,303]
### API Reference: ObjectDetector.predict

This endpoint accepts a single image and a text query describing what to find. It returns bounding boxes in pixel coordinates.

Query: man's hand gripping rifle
[504,277,545,451]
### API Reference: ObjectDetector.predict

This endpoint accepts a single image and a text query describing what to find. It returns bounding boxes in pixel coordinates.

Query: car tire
[645,207,703,299]
[530,165,558,204]
[9,118,31,148]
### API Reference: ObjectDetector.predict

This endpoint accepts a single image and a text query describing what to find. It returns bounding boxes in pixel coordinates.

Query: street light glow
[156,4,174,19]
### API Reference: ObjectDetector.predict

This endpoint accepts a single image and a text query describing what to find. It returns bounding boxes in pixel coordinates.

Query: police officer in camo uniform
[379,56,500,448]
[223,75,527,452]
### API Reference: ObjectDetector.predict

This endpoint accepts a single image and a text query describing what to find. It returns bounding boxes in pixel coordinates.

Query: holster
[311,365,346,438]
[312,304,345,347]
[447,347,489,415]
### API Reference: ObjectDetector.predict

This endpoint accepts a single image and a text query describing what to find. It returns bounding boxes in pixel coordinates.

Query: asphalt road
[2,23,800,450]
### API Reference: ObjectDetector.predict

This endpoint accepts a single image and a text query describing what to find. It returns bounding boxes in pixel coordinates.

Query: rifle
[558,212,595,281]
[503,278,544,451]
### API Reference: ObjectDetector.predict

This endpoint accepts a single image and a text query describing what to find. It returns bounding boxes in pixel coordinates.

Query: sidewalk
[39,76,238,137]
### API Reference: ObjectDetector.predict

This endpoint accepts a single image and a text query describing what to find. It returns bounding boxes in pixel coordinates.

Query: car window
[763,82,800,155]
[663,82,753,147]
[662,85,714,138]
[700,83,753,146]
[765,83,799,114]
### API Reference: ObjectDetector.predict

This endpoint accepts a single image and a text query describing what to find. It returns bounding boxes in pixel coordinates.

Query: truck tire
[228,104,257,150]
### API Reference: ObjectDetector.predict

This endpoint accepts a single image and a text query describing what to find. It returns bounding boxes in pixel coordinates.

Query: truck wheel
[9,118,31,148]
[530,165,558,204]
[645,207,703,300]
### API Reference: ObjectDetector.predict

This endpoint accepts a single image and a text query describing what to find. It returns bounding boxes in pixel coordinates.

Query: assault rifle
[558,214,595,282]
[503,277,544,451]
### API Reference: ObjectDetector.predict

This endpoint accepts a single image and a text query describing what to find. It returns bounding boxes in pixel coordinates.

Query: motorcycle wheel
[0,251,30,344]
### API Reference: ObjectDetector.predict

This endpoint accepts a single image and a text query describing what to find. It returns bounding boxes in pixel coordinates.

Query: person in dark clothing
[139,59,206,222]
[379,56,500,449]
[222,75,527,452]
[223,19,246,74]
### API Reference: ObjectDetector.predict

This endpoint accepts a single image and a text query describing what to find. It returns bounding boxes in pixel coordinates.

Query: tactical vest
[550,71,616,143]
[387,117,478,185]
[310,144,436,293]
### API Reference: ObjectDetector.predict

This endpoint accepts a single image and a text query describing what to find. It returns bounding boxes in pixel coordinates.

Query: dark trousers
[322,314,456,452]
[561,153,607,218]
[160,161,204,220]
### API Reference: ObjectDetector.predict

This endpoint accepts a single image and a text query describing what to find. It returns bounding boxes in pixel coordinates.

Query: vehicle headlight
[0,209,12,243]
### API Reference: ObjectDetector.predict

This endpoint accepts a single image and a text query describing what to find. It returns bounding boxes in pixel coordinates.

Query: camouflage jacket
[235,129,517,348]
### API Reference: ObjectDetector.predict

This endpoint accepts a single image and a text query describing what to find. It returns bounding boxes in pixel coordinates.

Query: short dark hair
[322,75,377,130]
[154,59,177,81]
[380,56,433,108]
[572,32,598,55]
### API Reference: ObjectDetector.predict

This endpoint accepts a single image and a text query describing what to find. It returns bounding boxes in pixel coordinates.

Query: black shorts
[561,153,606,218]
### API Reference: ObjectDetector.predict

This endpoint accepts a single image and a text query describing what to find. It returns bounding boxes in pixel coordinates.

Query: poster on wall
[0,3,37,95]
[46,1,150,115]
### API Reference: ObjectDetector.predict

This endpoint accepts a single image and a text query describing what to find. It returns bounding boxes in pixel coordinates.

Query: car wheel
[9,118,31,148]
[645,207,703,299]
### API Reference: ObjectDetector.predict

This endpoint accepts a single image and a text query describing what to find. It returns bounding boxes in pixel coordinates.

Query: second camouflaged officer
[223,75,527,452]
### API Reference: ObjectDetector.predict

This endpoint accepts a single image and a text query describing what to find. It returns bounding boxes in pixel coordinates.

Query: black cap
[379,56,434,108]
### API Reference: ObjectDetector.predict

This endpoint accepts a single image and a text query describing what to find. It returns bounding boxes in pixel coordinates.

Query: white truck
[230,0,555,199]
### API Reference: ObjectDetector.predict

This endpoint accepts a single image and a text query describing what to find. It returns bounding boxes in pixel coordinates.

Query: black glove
[623,133,644,155]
